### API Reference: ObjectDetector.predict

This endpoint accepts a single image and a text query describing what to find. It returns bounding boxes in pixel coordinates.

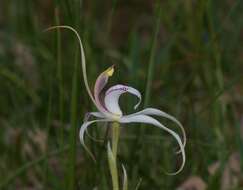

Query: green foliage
[0,0,243,189]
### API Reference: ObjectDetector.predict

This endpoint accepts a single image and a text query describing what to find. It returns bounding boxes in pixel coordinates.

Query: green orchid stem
[112,122,120,159]
[108,122,120,190]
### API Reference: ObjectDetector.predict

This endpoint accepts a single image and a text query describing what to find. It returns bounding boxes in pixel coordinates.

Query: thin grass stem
[44,76,53,188]
[67,48,79,190]
[144,2,162,107]
[133,1,162,180]
[55,7,65,149]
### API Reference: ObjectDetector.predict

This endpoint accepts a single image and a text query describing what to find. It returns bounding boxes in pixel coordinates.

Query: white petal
[80,119,111,161]
[125,108,186,151]
[84,112,106,122]
[119,114,185,175]
[104,84,142,116]
[83,112,107,143]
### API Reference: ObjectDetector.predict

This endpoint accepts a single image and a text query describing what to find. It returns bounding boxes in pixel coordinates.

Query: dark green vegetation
[1,0,243,189]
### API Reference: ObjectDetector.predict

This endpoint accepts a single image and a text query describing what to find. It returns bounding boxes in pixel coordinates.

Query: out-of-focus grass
[0,0,243,189]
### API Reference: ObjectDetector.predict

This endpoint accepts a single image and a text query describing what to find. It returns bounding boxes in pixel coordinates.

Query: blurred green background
[1,0,243,189]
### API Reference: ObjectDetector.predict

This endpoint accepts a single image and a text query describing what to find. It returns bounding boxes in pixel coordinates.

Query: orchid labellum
[46,25,186,175]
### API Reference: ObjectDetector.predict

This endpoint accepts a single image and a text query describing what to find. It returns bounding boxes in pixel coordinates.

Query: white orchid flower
[80,65,186,174]
[45,25,186,175]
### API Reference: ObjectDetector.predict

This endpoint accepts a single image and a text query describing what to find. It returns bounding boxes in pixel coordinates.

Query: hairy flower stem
[108,122,120,190]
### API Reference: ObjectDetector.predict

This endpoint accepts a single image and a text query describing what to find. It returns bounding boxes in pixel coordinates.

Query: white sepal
[84,112,106,122]
[79,119,111,161]
[119,114,185,175]
[125,108,186,151]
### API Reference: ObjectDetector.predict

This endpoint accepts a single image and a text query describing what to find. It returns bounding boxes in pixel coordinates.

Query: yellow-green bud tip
[106,65,114,77]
